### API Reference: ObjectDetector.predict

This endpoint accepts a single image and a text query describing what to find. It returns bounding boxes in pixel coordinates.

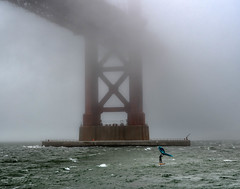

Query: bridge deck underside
[6,0,140,51]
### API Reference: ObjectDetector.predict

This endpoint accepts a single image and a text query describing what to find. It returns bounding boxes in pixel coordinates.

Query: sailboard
[158,146,173,157]
[163,153,173,157]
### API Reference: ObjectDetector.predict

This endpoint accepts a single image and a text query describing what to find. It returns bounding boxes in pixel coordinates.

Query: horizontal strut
[101,107,127,112]
[101,66,126,72]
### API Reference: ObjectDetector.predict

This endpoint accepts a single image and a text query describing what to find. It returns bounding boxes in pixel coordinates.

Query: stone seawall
[42,140,190,147]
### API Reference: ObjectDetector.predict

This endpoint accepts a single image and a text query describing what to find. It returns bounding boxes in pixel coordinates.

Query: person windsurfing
[158,146,173,165]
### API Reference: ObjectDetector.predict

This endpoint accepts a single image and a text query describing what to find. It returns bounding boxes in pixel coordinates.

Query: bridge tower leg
[79,38,149,141]
[79,0,149,141]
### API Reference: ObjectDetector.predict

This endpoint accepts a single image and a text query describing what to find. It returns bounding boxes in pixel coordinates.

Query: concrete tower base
[79,125,149,141]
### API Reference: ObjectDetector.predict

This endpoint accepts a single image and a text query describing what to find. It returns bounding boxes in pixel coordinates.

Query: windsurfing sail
[158,146,173,157]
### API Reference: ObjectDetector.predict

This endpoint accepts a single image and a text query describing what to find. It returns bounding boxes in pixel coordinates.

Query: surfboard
[159,163,165,166]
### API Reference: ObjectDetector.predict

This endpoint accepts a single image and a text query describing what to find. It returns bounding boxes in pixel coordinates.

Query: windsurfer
[158,146,173,164]
[158,146,164,163]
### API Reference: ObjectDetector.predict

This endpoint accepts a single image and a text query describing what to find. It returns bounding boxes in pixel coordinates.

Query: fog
[0,0,240,141]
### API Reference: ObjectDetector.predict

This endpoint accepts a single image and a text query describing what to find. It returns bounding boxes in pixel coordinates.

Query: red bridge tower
[79,0,149,141]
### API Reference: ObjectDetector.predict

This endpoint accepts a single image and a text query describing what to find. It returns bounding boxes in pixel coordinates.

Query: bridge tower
[79,0,149,141]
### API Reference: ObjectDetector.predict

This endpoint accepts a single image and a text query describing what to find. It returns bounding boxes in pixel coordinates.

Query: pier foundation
[79,125,149,141]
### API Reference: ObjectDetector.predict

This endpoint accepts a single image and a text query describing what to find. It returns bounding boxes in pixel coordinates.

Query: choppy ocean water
[1,140,240,189]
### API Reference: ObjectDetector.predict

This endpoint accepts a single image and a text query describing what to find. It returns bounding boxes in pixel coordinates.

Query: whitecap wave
[98,164,107,167]
[223,159,236,162]
[23,145,43,149]
[89,153,97,157]
[144,147,151,151]
[69,158,77,163]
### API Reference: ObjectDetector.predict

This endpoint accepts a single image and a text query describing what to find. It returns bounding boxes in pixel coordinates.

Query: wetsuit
[159,153,163,163]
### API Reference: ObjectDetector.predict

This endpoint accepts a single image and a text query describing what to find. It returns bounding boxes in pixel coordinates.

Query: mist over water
[0,0,240,141]
[142,0,240,140]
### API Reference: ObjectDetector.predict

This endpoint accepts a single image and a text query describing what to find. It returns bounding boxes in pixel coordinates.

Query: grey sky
[0,0,240,141]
